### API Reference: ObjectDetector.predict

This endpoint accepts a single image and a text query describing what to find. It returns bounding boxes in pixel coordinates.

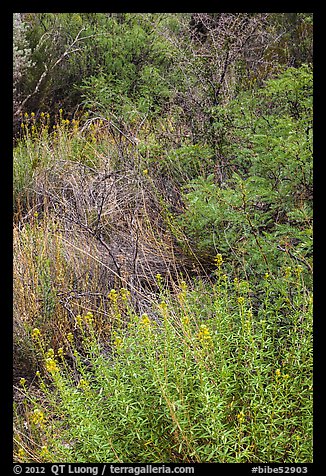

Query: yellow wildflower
[296,265,303,276]
[159,301,168,313]
[108,289,118,302]
[17,448,26,461]
[40,446,51,459]
[178,282,188,303]
[31,409,45,426]
[45,348,55,359]
[214,253,223,267]
[120,288,130,301]
[237,411,245,423]
[113,336,123,348]
[182,315,190,326]
[140,313,151,327]
[198,324,213,346]
[45,358,59,374]
[78,378,89,390]
[75,315,83,327]
[32,328,41,339]
[67,332,74,343]
[84,311,94,324]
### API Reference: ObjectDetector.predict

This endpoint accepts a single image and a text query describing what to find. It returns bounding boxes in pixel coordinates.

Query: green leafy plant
[14,261,312,463]
[178,66,312,282]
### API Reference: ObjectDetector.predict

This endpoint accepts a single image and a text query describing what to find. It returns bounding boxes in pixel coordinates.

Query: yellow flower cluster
[67,332,74,343]
[120,288,130,301]
[75,314,83,327]
[180,280,187,293]
[158,301,168,315]
[84,311,94,324]
[78,378,89,390]
[197,324,213,346]
[108,289,118,303]
[296,265,303,277]
[178,281,188,304]
[17,448,26,461]
[45,348,55,359]
[284,266,292,279]
[113,335,123,349]
[275,369,290,380]
[237,411,245,424]
[39,446,51,460]
[140,313,151,328]
[182,315,190,326]
[45,357,59,374]
[214,253,223,268]
[32,328,41,339]
[30,409,45,426]
[155,273,162,284]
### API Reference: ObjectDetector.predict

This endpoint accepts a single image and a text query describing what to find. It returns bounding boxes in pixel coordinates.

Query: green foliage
[13,14,313,465]
[149,143,214,183]
[14,270,312,463]
[179,66,312,281]
[79,14,173,121]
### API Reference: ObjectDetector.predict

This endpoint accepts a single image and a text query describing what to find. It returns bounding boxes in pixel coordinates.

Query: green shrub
[178,66,312,281]
[78,14,174,122]
[14,265,312,463]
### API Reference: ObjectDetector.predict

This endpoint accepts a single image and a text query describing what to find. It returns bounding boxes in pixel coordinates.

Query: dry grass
[13,127,197,382]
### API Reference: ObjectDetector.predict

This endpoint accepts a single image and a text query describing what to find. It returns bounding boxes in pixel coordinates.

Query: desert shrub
[15,13,174,125]
[178,66,312,282]
[79,14,174,123]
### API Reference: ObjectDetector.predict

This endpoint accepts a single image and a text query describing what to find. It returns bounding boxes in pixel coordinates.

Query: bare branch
[14,27,91,117]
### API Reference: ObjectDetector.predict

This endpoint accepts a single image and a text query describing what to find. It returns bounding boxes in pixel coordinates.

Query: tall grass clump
[14,258,312,463]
